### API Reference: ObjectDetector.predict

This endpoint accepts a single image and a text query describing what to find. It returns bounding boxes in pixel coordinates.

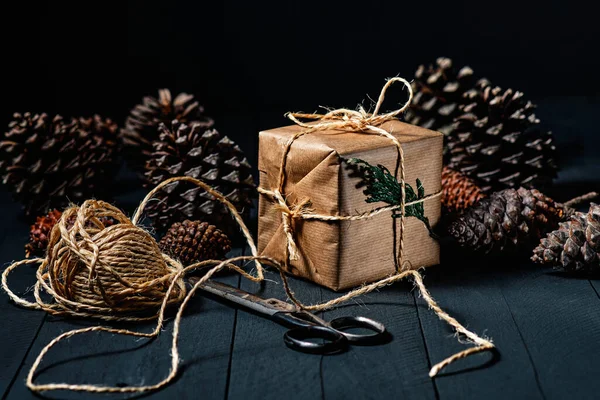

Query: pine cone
[159,220,232,265]
[25,209,116,258]
[532,203,600,274]
[447,83,558,193]
[121,89,214,170]
[405,57,480,135]
[24,209,62,258]
[144,120,255,234]
[441,166,486,213]
[0,113,120,217]
[449,187,571,254]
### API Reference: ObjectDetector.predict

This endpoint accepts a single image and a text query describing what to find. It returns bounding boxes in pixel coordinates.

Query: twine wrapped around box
[2,78,494,396]
[257,77,442,289]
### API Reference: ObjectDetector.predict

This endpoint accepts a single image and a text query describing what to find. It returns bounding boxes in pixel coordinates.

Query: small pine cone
[532,203,600,274]
[449,187,571,254]
[121,89,214,171]
[405,57,481,135]
[159,220,232,265]
[441,166,486,213]
[25,209,63,258]
[24,209,116,258]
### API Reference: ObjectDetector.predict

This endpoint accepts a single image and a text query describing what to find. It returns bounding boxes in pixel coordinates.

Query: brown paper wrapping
[258,120,443,291]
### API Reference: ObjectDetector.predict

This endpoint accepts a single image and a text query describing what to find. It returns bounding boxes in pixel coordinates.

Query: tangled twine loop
[2,79,495,395]
[43,200,185,318]
[285,77,411,132]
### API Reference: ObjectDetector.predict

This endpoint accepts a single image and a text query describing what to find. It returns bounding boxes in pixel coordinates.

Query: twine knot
[271,189,312,260]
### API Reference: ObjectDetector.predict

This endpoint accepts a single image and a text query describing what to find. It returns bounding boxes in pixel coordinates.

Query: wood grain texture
[498,266,600,400]
[320,280,437,400]
[0,191,46,399]
[227,270,325,399]
[414,257,544,400]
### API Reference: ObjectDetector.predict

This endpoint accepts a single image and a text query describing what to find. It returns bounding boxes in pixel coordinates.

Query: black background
[2,1,599,169]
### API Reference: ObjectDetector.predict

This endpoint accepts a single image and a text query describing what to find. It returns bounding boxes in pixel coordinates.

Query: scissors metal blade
[191,278,296,316]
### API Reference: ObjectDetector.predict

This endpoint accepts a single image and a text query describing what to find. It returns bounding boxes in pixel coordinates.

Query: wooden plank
[227,270,324,399]
[587,279,600,302]
[498,264,600,400]
[320,280,437,400]
[413,252,544,399]
[5,248,244,400]
[0,191,47,399]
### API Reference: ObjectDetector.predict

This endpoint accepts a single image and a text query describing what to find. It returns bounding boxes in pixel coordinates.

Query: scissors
[191,278,389,354]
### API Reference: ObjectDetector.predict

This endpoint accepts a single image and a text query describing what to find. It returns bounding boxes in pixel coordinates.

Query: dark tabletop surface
[2,96,600,400]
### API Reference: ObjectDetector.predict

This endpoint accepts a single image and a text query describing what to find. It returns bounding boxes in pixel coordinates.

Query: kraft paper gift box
[258,120,443,291]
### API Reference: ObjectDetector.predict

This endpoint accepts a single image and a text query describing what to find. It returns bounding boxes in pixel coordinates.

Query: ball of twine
[21,199,187,320]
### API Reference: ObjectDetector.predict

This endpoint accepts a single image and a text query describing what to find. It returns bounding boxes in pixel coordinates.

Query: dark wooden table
[3,97,600,399]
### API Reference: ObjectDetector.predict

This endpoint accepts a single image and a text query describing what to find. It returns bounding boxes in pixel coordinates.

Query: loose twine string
[1,78,493,395]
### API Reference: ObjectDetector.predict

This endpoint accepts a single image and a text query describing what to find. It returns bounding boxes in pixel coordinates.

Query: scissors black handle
[274,312,388,354]
[191,279,389,355]
[284,325,349,354]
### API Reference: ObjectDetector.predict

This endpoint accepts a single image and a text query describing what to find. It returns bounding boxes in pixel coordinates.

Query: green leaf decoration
[344,158,435,237]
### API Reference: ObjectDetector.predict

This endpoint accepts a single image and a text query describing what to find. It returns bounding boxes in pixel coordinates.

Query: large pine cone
[447,82,558,193]
[0,113,120,217]
[144,120,255,234]
[441,166,486,213]
[532,203,600,274]
[405,57,480,135]
[159,220,232,265]
[121,89,214,170]
[449,187,571,254]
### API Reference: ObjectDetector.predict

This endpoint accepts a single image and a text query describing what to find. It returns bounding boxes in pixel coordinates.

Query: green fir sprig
[344,158,435,237]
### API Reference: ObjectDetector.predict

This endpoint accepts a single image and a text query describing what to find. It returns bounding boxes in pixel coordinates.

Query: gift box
[258,119,443,291]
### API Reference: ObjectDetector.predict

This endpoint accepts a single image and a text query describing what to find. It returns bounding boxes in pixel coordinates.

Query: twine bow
[285,77,412,135]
